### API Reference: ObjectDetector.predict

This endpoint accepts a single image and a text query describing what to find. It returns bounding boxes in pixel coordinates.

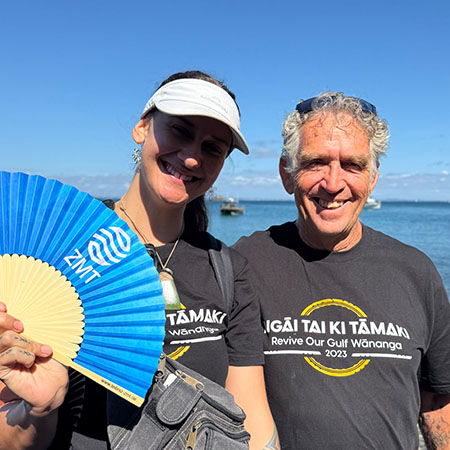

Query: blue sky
[1,0,449,200]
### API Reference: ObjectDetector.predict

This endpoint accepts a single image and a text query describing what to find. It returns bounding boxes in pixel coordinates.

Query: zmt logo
[88,227,131,266]
[64,227,132,284]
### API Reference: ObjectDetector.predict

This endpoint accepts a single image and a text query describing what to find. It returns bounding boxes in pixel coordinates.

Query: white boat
[364,197,381,210]
[220,198,244,216]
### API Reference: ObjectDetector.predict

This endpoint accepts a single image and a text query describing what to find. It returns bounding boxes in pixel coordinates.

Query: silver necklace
[118,200,182,310]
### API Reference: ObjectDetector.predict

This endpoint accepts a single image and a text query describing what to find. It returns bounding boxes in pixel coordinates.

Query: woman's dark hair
[152,70,239,234]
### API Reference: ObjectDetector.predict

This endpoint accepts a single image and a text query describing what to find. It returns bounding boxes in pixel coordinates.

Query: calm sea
[207,201,450,296]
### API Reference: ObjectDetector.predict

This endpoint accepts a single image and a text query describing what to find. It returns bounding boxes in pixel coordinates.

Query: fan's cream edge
[51,350,145,407]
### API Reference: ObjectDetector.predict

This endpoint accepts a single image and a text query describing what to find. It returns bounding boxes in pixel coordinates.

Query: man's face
[280,111,379,251]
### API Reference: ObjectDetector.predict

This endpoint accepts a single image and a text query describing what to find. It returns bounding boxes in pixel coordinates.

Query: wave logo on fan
[88,227,131,266]
[64,227,132,285]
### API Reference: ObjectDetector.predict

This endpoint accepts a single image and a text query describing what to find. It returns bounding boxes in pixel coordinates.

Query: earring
[132,145,142,166]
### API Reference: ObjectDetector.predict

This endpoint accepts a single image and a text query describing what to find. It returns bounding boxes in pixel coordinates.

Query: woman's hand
[0,302,68,416]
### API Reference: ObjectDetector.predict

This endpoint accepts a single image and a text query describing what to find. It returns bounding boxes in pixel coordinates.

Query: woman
[0,71,278,449]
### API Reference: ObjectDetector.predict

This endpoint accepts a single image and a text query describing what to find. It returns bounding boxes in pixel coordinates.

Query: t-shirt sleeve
[419,265,450,394]
[225,248,265,367]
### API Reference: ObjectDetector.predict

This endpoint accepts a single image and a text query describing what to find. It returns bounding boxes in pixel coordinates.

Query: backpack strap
[206,233,234,314]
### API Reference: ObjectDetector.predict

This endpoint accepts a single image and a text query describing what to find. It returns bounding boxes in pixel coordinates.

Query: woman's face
[133,110,232,209]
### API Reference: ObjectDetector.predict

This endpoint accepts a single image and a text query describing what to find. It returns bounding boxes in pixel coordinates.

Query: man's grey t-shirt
[235,222,450,450]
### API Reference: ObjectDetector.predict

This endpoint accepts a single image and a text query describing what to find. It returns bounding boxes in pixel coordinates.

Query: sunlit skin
[280,111,379,252]
[117,111,232,245]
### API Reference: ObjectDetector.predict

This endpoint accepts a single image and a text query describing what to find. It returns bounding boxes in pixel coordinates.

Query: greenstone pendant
[159,268,181,310]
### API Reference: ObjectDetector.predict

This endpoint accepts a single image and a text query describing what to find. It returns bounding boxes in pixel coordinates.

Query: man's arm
[420,389,450,449]
[226,365,281,450]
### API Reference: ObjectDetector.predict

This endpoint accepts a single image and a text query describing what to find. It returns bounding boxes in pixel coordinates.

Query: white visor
[141,78,249,154]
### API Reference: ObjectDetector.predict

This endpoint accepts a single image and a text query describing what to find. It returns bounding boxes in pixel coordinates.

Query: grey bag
[107,353,250,449]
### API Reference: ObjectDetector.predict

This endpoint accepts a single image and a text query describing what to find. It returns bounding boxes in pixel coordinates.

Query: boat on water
[220,198,244,216]
[364,196,381,210]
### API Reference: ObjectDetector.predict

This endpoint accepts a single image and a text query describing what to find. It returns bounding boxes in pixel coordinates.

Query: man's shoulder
[363,225,434,265]
[233,221,296,253]
[364,225,415,251]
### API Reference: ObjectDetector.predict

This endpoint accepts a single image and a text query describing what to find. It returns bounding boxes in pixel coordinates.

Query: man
[235,92,450,449]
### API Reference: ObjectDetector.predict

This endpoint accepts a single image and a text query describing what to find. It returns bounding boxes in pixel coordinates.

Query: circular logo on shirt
[301,299,371,377]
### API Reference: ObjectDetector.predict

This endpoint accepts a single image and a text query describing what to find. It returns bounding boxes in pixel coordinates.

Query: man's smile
[313,198,346,210]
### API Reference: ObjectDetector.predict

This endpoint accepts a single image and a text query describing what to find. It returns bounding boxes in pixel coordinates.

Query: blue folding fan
[0,171,165,406]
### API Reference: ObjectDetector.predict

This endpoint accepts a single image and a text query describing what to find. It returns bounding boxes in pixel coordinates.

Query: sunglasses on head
[296,96,377,115]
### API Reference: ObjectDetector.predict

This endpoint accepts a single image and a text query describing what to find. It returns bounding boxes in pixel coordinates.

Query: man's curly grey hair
[281,92,390,178]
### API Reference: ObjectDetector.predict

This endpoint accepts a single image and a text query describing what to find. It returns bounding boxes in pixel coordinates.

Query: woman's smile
[159,159,197,183]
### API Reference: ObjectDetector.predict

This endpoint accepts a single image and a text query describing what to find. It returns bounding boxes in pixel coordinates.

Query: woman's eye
[171,125,191,138]
[203,142,226,156]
